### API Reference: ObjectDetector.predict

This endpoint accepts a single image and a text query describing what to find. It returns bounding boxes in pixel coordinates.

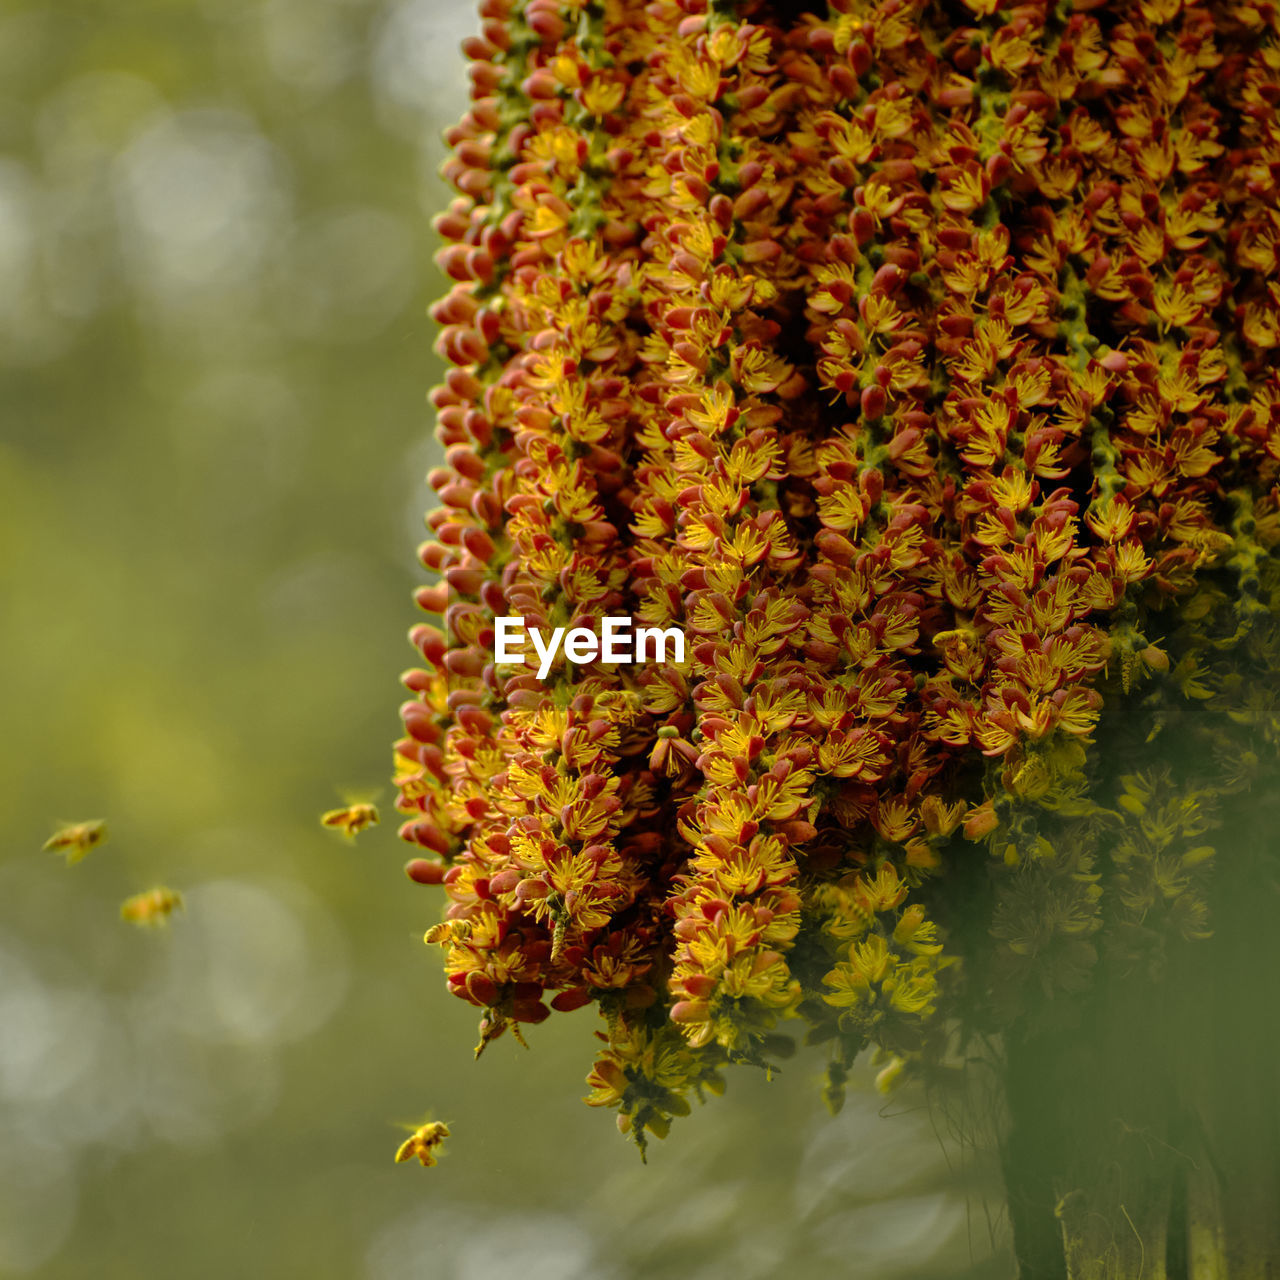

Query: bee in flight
[320,798,380,839]
[120,887,184,927]
[44,819,108,865]
[394,1119,450,1168]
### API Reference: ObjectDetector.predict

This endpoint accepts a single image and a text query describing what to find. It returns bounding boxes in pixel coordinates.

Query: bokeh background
[0,3,1011,1276]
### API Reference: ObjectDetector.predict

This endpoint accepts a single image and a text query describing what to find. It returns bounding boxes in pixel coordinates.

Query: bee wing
[338,786,385,807]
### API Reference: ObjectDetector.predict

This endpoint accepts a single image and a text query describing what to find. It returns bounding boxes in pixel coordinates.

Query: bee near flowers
[393,0,1280,1267]
[320,801,380,839]
[120,886,184,927]
[44,819,108,864]
[394,1119,450,1169]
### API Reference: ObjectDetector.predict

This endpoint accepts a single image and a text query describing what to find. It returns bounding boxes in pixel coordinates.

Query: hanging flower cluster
[396,0,1280,1155]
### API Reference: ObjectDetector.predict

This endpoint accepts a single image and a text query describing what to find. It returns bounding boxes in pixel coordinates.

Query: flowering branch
[396,0,1280,1270]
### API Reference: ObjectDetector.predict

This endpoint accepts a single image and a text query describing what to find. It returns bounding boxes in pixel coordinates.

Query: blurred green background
[0,3,1010,1276]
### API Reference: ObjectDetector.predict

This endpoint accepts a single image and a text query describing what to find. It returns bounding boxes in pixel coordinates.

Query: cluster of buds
[397,0,1280,1153]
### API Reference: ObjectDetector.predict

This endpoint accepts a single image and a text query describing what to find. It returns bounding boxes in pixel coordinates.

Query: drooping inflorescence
[395,0,1280,1157]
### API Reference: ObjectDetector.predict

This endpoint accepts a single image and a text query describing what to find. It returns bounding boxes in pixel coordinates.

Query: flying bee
[320,801,380,839]
[394,1119,450,1168]
[424,919,472,947]
[43,819,107,865]
[120,886,184,926]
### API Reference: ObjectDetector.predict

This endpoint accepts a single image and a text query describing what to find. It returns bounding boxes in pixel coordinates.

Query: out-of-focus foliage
[0,1,1006,1278]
